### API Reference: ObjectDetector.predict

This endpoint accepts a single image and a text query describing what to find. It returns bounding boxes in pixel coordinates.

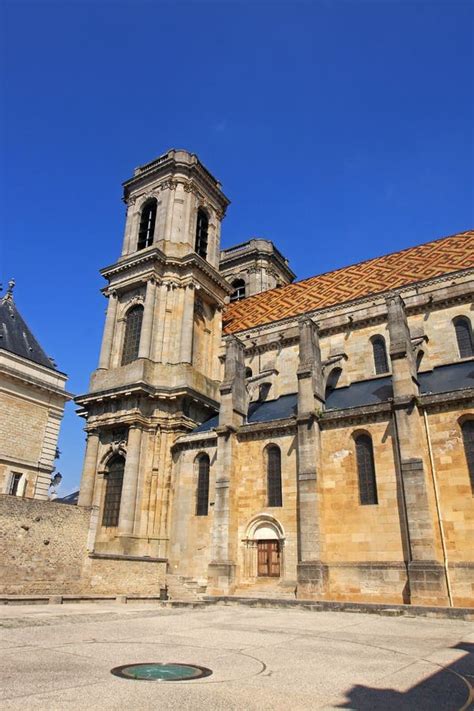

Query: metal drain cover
[111,662,213,681]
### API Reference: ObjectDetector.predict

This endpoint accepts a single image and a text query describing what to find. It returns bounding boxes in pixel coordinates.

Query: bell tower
[76,150,232,558]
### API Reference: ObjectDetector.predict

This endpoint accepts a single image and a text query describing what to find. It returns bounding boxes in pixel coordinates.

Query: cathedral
[76,149,474,607]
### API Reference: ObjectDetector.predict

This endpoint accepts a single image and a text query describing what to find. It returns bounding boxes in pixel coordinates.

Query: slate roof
[223,230,474,334]
[192,361,474,433]
[0,293,56,370]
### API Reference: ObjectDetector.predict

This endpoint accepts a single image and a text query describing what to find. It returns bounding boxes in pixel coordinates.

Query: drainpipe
[422,408,453,607]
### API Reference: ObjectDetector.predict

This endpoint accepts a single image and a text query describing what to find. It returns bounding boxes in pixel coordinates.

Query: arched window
[355,434,378,505]
[454,317,473,359]
[195,208,209,260]
[121,305,144,365]
[230,279,246,302]
[461,420,474,493]
[102,455,125,527]
[137,199,157,250]
[196,454,210,516]
[325,367,342,400]
[245,366,253,379]
[267,445,282,507]
[372,336,389,375]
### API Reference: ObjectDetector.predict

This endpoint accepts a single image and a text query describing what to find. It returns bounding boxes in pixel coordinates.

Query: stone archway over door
[242,516,285,580]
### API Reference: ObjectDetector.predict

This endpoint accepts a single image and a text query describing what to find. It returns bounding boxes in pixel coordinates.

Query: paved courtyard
[1,602,473,710]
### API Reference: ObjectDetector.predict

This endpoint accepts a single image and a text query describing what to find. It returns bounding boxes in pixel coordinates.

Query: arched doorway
[242,516,285,580]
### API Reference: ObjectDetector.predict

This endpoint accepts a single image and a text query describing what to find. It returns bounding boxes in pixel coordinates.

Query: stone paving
[0,602,473,710]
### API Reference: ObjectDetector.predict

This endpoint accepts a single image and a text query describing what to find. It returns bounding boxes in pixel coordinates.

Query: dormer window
[230,279,246,302]
[137,199,157,250]
[195,209,209,259]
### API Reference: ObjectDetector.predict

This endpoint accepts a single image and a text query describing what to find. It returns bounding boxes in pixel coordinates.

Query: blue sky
[2,0,473,494]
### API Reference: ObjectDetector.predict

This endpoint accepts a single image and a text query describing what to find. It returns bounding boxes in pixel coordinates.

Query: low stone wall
[0,496,166,596]
[82,553,166,595]
[0,495,90,595]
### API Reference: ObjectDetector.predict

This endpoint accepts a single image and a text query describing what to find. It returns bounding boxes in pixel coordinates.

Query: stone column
[118,425,143,537]
[77,430,100,507]
[138,279,157,359]
[207,336,246,595]
[98,292,118,369]
[295,316,326,598]
[387,294,448,606]
[179,284,195,363]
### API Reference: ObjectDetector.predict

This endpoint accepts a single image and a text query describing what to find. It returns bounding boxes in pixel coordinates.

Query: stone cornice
[100,247,233,302]
[122,150,230,211]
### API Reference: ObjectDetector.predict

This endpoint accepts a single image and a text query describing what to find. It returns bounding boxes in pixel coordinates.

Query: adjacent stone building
[0,281,71,499]
[76,149,474,607]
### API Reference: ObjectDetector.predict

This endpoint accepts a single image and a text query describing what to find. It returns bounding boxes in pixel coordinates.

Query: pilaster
[77,430,100,507]
[387,294,448,605]
[138,279,157,359]
[98,292,118,370]
[295,317,326,598]
[207,336,246,594]
[118,424,143,538]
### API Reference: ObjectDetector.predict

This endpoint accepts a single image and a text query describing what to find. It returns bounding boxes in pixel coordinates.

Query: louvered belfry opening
[196,454,210,516]
[121,305,144,365]
[137,199,157,250]
[195,209,209,259]
[355,434,378,505]
[454,317,474,359]
[372,336,389,375]
[267,445,282,507]
[461,420,474,493]
[102,455,125,527]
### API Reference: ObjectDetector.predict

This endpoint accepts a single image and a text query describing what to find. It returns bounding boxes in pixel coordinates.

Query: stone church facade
[76,149,474,607]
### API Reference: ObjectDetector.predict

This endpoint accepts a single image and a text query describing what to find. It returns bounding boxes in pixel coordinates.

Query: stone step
[166,574,207,602]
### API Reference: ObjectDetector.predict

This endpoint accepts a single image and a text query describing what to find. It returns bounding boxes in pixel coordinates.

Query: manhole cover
[110,662,213,681]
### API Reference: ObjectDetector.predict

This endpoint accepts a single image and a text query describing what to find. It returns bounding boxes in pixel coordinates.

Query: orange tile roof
[223,230,474,334]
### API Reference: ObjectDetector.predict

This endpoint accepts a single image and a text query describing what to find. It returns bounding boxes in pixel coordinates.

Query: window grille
[137,199,157,250]
[230,279,246,302]
[195,209,209,259]
[461,420,474,494]
[454,318,473,359]
[102,456,125,527]
[8,473,22,496]
[355,434,378,505]
[372,337,389,375]
[196,455,210,516]
[121,305,144,365]
[267,445,282,507]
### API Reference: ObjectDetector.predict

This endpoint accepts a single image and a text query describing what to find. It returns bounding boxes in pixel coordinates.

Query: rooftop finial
[6,278,15,299]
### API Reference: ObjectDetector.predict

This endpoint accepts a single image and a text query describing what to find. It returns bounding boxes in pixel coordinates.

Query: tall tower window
[372,336,389,375]
[461,420,474,493]
[454,317,473,358]
[230,279,246,302]
[355,433,378,505]
[195,209,209,259]
[266,445,282,507]
[137,199,157,250]
[102,455,125,527]
[196,454,210,516]
[121,305,144,365]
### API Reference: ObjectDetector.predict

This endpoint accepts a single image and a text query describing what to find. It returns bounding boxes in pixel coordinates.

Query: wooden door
[257,540,280,577]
